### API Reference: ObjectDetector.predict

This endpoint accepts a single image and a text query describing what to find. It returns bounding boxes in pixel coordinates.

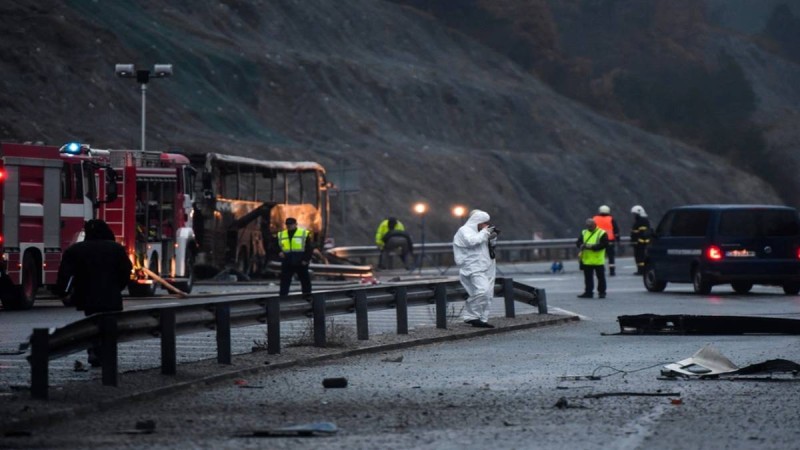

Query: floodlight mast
[115,64,173,152]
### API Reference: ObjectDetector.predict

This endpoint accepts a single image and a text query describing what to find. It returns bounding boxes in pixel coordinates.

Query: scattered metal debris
[322,377,348,388]
[584,391,680,399]
[3,430,32,438]
[617,314,800,335]
[553,397,588,409]
[558,375,601,381]
[238,421,338,437]
[116,419,156,435]
[661,344,800,380]
[382,355,404,363]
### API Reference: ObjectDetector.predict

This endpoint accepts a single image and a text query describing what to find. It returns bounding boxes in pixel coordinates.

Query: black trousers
[633,244,647,273]
[606,242,616,272]
[279,263,311,296]
[582,264,606,295]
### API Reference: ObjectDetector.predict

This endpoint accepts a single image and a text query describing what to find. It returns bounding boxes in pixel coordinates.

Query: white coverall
[452,210,496,323]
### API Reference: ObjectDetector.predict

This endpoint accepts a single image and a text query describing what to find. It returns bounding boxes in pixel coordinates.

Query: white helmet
[631,205,647,217]
[598,205,611,214]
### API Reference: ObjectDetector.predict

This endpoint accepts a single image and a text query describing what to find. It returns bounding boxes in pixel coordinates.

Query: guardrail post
[30,328,49,400]
[216,305,231,365]
[160,309,177,375]
[503,278,515,318]
[100,315,119,387]
[355,291,369,340]
[312,293,326,347]
[435,284,447,329]
[536,288,548,314]
[395,286,408,335]
[267,297,281,354]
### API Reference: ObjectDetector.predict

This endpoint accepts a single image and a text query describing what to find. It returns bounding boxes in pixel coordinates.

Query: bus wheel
[237,247,249,276]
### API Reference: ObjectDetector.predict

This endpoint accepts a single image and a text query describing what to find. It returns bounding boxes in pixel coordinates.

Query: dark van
[644,205,800,295]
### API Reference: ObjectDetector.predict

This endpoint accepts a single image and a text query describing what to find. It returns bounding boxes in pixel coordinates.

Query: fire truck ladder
[103,174,125,236]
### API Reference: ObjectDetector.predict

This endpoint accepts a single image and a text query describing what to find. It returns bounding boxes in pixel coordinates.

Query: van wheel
[692,269,712,294]
[643,266,666,292]
[731,281,753,294]
[782,282,800,295]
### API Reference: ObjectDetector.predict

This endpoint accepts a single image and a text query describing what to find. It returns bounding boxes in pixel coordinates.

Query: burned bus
[191,153,330,277]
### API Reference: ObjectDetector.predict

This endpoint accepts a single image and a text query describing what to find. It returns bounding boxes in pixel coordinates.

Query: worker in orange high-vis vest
[593,205,620,276]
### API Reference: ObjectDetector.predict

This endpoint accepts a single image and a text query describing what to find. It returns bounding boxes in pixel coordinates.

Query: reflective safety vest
[278,228,309,253]
[593,215,615,241]
[375,219,405,248]
[580,228,606,266]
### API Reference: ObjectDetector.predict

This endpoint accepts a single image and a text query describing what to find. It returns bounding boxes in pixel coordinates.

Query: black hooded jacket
[56,220,133,314]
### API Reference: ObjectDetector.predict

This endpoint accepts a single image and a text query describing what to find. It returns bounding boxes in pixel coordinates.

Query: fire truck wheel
[173,251,195,294]
[12,252,39,310]
[128,255,159,297]
[0,273,22,310]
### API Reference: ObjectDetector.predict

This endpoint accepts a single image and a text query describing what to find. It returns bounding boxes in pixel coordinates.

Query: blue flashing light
[60,142,89,156]
[65,142,82,154]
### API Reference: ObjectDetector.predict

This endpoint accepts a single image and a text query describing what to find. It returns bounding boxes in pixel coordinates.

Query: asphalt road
[3,258,800,449]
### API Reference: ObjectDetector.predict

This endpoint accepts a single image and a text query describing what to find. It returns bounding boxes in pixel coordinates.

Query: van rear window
[718,210,800,237]
[666,210,711,237]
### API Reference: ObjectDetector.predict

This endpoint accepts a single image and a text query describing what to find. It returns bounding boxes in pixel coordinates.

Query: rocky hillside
[0,1,786,245]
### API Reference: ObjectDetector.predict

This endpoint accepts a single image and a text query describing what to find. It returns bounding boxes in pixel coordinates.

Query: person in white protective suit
[452,209,497,328]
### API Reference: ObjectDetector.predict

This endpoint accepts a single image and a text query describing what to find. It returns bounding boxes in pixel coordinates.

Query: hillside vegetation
[0,0,793,245]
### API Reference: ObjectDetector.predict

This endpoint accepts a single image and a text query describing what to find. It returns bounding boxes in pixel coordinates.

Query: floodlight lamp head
[115,64,135,78]
[152,64,173,78]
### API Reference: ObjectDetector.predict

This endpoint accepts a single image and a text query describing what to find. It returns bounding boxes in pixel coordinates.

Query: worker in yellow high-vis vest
[576,217,609,299]
[276,217,313,297]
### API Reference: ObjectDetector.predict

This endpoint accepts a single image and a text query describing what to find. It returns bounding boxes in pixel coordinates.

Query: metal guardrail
[28,277,546,399]
[328,237,631,267]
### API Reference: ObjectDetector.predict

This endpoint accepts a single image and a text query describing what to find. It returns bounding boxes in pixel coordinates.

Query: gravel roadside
[0,311,577,436]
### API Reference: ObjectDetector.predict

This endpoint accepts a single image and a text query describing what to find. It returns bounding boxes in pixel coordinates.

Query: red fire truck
[0,142,118,310]
[98,149,197,297]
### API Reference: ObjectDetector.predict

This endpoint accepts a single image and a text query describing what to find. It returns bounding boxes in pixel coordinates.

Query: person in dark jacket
[276,217,313,297]
[630,205,652,275]
[380,229,415,270]
[56,219,133,366]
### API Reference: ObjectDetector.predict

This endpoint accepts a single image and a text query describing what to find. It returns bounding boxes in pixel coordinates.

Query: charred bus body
[191,153,330,277]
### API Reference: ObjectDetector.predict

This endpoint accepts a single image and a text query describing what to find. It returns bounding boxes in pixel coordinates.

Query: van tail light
[706,245,723,261]
[796,248,800,260]
[0,169,6,182]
